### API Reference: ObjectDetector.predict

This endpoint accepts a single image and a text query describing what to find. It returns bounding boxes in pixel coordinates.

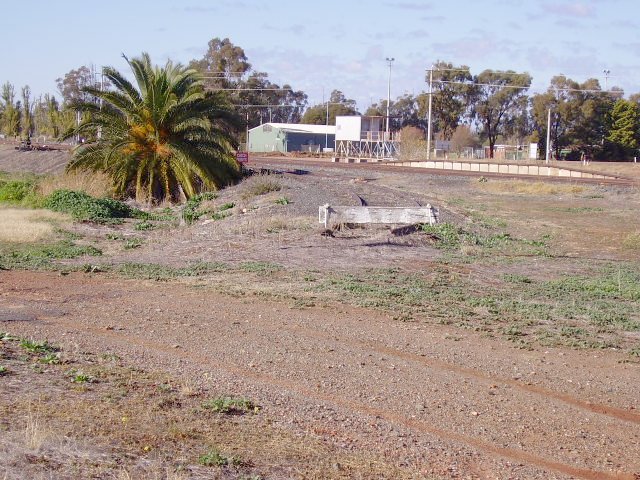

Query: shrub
[198,449,241,467]
[0,179,42,207]
[0,180,34,202]
[44,189,133,223]
[182,192,218,224]
[202,396,260,414]
[243,176,282,197]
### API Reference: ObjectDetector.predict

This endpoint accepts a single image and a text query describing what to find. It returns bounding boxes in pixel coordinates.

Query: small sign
[236,151,249,163]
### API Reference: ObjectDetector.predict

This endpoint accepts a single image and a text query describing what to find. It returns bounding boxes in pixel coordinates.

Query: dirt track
[2,270,639,479]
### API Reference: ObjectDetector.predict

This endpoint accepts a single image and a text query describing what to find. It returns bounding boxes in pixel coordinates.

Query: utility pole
[385,57,394,137]
[426,65,434,160]
[325,100,329,151]
[603,69,611,91]
[545,107,551,164]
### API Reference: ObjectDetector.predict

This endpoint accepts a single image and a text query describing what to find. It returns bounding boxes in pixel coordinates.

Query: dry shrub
[25,406,50,450]
[398,126,427,161]
[0,208,68,242]
[255,214,313,234]
[38,171,113,198]
[228,214,312,237]
[477,180,584,195]
[241,175,282,199]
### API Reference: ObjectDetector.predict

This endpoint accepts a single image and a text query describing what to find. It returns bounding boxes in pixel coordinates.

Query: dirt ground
[1,150,640,479]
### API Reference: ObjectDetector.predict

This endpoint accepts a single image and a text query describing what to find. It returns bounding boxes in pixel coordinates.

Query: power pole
[426,65,434,160]
[385,57,394,137]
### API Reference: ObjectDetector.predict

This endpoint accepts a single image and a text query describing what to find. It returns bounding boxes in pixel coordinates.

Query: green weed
[202,396,260,415]
[0,366,7,375]
[182,192,218,224]
[198,449,241,467]
[240,261,282,274]
[68,369,94,383]
[0,332,17,341]
[39,353,61,365]
[0,178,40,205]
[123,238,143,250]
[211,211,232,221]
[44,189,133,223]
[275,197,291,205]
[421,223,548,256]
[115,261,229,281]
[20,339,58,354]
[0,241,102,270]
[134,221,155,231]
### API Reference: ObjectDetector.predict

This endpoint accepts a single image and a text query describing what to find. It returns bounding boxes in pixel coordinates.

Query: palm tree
[63,53,242,203]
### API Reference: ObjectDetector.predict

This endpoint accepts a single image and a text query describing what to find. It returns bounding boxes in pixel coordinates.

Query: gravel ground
[1,271,639,479]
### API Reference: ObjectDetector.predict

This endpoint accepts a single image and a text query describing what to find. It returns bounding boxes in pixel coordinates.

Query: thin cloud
[384,1,433,10]
[543,2,595,18]
[262,24,307,36]
[183,5,218,13]
[421,15,445,22]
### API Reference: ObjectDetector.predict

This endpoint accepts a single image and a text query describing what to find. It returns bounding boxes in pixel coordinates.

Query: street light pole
[426,65,433,160]
[385,57,394,137]
[545,107,551,164]
[603,69,611,91]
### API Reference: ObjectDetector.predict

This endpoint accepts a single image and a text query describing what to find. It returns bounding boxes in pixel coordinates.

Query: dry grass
[38,171,113,198]
[477,179,585,195]
[0,208,69,242]
[578,161,640,181]
[623,231,640,250]
[229,214,314,237]
[24,404,50,450]
[241,175,283,200]
[0,338,422,480]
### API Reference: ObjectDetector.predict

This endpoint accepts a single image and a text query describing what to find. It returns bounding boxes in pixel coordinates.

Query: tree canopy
[189,37,308,135]
[471,70,532,158]
[302,90,359,125]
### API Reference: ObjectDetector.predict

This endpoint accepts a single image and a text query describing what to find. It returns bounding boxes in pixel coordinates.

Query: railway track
[248,155,638,187]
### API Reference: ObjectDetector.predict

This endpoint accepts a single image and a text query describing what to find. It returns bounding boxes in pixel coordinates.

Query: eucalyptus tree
[56,65,100,105]
[0,82,20,137]
[189,37,308,138]
[302,90,358,125]
[531,75,625,159]
[418,61,474,140]
[21,86,34,138]
[470,70,532,158]
[63,53,242,203]
[606,99,639,158]
[189,37,251,90]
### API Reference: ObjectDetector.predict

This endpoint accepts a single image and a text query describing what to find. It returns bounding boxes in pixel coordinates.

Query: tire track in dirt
[275,322,640,425]
[23,314,637,480]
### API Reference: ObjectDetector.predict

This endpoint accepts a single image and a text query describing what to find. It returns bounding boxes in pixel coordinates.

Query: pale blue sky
[2,0,639,110]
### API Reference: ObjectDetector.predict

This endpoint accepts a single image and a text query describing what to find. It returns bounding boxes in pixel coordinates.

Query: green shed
[248,123,336,153]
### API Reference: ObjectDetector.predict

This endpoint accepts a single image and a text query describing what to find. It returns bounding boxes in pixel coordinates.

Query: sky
[1,0,639,111]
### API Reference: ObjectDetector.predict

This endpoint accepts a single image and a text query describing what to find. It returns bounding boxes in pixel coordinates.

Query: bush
[182,192,218,224]
[44,189,133,223]
[0,179,42,206]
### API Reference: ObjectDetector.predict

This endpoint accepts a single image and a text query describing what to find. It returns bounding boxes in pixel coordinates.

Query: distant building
[248,123,336,154]
[335,116,398,160]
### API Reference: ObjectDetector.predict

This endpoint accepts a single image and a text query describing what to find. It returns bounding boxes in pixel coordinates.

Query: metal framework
[335,136,399,160]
